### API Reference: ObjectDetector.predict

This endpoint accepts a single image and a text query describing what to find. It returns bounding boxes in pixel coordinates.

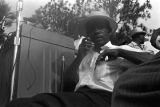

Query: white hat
[131,27,148,41]
[76,10,118,36]
[131,27,146,37]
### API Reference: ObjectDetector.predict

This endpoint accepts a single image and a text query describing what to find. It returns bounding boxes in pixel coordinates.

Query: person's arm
[63,54,84,92]
[63,37,94,92]
[97,48,153,65]
[118,49,153,64]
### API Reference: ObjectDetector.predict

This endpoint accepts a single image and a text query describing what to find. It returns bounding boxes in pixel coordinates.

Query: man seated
[6,10,153,107]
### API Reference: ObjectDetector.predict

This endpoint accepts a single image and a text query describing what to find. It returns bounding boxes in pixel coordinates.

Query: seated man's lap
[6,86,112,107]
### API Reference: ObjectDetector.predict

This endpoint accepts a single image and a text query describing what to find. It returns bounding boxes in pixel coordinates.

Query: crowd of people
[4,9,160,107]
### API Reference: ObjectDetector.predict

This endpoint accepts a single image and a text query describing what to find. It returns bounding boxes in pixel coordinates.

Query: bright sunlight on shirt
[75,41,145,92]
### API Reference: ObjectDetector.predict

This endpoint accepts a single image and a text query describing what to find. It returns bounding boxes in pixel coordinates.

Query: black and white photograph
[0,0,160,107]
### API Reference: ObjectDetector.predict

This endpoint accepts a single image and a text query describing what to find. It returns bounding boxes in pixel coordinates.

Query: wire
[25,27,37,91]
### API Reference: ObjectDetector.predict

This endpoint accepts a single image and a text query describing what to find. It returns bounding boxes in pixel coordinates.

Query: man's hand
[96,48,119,64]
[77,37,95,58]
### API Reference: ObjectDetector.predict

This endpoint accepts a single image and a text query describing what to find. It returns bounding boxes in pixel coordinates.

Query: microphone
[10,0,23,101]
[17,0,23,11]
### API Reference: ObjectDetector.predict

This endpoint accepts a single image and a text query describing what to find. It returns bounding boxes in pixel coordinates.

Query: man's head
[81,10,117,50]
[131,31,147,44]
[150,28,160,50]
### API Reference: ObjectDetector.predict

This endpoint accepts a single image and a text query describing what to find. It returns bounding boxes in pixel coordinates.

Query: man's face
[138,34,145,44]
[86,20,111,49]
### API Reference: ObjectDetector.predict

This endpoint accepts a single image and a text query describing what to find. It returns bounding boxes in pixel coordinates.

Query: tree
[0,0,16,27]
[114,0,152,45]
[24,0,77,38]
[26,0,152,43]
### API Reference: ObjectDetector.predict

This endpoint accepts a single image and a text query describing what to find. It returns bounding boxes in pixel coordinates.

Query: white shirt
[128,41,147,50]
[75,41,144,92]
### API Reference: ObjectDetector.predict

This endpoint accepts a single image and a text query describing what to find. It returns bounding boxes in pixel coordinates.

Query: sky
[4,0,160,53]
